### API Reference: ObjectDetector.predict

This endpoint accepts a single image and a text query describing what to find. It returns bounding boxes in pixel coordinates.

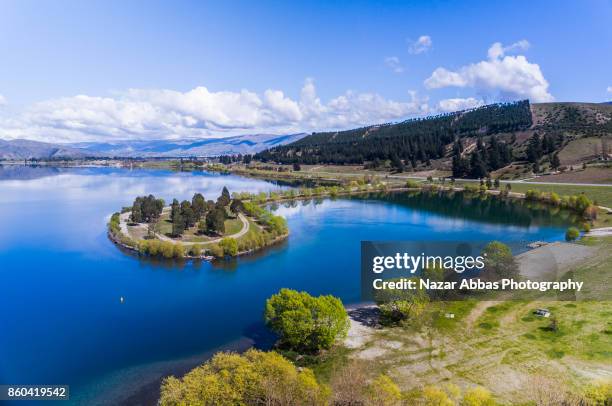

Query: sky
[0,0,611,143]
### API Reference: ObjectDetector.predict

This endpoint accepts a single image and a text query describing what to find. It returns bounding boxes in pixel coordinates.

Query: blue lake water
[0,165,572,404]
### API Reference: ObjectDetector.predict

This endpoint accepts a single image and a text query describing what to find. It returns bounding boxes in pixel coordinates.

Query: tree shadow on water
[243,321,277,350]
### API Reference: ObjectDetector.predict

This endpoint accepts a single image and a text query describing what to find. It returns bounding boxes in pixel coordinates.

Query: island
[108,186,288,259]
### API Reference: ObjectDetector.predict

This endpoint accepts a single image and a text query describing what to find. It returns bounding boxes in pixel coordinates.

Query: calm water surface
[0,165,571,404]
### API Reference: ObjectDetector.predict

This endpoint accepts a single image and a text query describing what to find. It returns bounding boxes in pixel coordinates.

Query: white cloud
[408,35,432,54]
[384,56,404,73]
[487,39,530,60]
[0,95,6,106]
[425,41,553,102]
[437,97,484,112]
[0,80,429,143]
[607,86,612,93]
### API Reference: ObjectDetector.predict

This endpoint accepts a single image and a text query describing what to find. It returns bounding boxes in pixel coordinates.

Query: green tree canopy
[217,186,231,207]
[206,207,226,235]
[219,237,238,256]
[482,241,518,280]
[264,288,349,353]
[191,193,206,219]
[159,349,328,406]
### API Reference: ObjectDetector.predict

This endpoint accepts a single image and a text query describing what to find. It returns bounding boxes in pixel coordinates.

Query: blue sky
[0,0,611,142]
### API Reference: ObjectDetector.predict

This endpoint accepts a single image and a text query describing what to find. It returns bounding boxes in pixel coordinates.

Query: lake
[0,165,571,405]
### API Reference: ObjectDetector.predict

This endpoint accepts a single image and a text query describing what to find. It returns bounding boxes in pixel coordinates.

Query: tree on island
[180,200,197,228]
[131,200,143,223]
[131,194,164,223]
[264,288,349,353]
[171,199,185,237]
[230,198,244,215]
[205,207,226,235]
[217,186,231,207]
[191,193,206,219]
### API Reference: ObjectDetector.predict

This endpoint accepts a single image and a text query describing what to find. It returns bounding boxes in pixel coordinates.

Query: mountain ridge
[0,133,308,160]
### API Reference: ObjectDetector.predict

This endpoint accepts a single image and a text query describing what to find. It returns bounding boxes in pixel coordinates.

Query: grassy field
[502,182,612,207]
[149,211,243,242]
[530,167,612,185]
[309,236,612,403]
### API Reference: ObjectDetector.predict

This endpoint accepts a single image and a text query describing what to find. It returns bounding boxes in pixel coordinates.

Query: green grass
[430,300,478,331]
[502,182,612,207]
[223,217,243,235]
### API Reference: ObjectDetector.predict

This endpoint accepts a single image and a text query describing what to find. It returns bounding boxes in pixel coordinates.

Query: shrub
[582,381,612,405]
[406,180,420,188]
[159,349,328,406]
[161,241,175,259]
[366,374,402,406]
[219,238,238,256]
[462,386,496,406]
[482,241,518,280]
[574,194,593,214]
[147,239,161,256]
[108,212,121,234]
[189,244,202,257]
[375,279,429,325]
[208,244,224,258]
[549,192,561,206]
[172,243,185,258]
[264,288,349,352]
[565,227,580,241]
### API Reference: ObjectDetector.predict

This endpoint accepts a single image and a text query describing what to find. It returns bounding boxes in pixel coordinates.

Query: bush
[189,244,202,257]
[207,244,224,258]
[549,192,561,206]
[159,349,328,406]
[108,212,121,234]
[462,386,496,406]
[482,241,518,280]
[264,288,349,352]
[582,381,612,405]
[405,180,420,189]
[172,243,184,258]
[565,227,580,241]
[219,238,238,256]
[161,241,175,258]
[366,374,402,406]
[375,278,429,325]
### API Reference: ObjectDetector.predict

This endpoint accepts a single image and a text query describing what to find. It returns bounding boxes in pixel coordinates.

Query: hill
[255,101,612,178]
[0,139,93,160]
[0,133,308,160]
[73,133,307,158]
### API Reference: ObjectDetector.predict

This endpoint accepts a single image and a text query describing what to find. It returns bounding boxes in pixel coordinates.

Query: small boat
[120,296,125,304]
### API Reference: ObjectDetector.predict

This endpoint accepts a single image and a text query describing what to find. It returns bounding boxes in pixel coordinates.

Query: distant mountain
[72,133,307,157]
[0,139,93,160]
[0,133,308,160]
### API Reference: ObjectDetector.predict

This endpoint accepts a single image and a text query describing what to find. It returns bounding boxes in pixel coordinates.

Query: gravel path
[119,210,250,246]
